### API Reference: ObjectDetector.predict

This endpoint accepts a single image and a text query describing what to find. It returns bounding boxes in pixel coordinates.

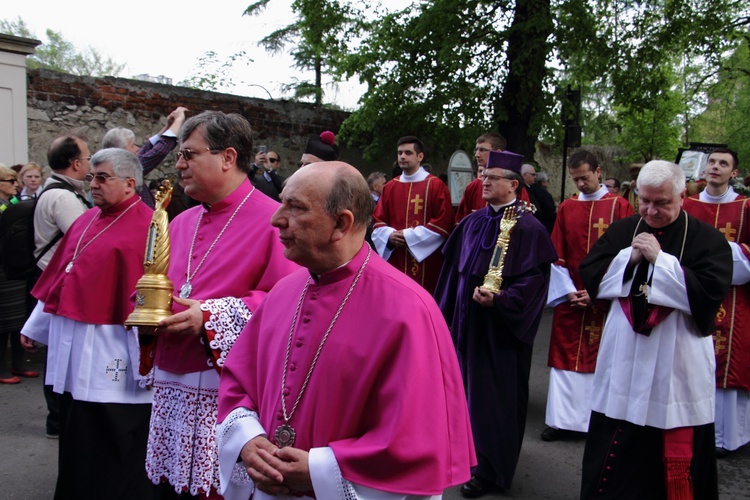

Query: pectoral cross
[585,321,601,345]
[593,218,609,239]
[410,194,424,215]
[720,222,736,242]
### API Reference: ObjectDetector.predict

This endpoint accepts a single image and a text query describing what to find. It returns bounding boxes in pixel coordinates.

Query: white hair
[102,127,136,150]
[91,148,143,188]
[638,160,685,196]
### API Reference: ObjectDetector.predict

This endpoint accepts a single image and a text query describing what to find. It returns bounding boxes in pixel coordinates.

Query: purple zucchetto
[486,150,524,175]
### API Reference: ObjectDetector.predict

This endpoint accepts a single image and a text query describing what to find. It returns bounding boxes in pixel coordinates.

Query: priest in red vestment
[542,151,633,442]
[683,148,750,457]
[217,162,474,499]
[372,136,454,293]
[21,148,157,499]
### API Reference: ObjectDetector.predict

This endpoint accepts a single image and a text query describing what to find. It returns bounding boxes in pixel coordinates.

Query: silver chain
[69,199,140,269]
[280,247,372,424]
[185,187,255,284]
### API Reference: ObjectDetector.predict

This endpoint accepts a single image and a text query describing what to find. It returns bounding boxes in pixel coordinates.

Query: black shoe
[716,447,731,459]
[541,426,562,441]
[460,475,495,498]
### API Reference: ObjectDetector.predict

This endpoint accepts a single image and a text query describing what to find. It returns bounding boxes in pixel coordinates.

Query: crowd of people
[0,108,746,500]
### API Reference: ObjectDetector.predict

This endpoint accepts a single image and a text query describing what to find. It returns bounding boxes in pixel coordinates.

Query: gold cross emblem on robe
[411,194,424,215]
[720,222,737,242]
[593,218,609,239]
[585,321,601,345]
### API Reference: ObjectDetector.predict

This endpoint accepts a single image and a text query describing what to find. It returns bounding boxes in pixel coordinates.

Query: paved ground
[1,309,748,499]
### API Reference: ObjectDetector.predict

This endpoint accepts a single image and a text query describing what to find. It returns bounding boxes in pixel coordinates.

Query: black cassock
[435,203,557,489]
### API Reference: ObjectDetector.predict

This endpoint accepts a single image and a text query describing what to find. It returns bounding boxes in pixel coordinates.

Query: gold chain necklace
[274,247,372,448]
[179,188,254,298]
[65,199,140,273]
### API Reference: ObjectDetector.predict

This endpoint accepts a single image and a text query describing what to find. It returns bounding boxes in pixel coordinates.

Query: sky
[3,0,368,109]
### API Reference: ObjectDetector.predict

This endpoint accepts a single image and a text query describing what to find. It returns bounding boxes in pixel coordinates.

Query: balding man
[522,163,556,232]
[217,162,474,499]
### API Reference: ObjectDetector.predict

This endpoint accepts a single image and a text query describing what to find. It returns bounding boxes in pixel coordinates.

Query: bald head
[273,162,374,274]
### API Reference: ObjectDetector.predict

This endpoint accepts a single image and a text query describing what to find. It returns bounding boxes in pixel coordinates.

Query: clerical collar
[489,199,516,212]
[399,167,429,183]
[309,245,369,285]
[100,194,140,216]
[578,185,609,201]
[700,185,738,203]
[200,179,254,212]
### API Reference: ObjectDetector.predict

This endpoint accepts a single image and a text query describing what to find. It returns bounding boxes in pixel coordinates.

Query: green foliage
[179,51,252,92]
[245,0,360,106]
[0,17,124,77]
[691,38,750,168]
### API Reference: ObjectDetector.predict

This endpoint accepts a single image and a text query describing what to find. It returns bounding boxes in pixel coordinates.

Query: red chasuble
[373,175,454,294]
[548,194,633,372]
[684,196,750,391]
[32,196,153,325]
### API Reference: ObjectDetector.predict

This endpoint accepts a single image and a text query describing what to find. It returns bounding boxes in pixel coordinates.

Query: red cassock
[373,175,454,294]
[455,178,532,223]
[548,194,634,372]
[684,196,750,391]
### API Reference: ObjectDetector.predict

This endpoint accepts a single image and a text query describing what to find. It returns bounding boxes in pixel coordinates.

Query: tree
[0,17,124,77]
[333,0,746,164]
[178,50,252,92]
[244,0,359,106]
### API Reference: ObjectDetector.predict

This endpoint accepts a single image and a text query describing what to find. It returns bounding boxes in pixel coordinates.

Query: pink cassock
[219,244,476,495]
[154,180,299,374]
[32,195,152,325]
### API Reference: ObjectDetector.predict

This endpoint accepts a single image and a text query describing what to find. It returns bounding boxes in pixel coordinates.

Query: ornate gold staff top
[481,205,521,294]
[125,182,174,327]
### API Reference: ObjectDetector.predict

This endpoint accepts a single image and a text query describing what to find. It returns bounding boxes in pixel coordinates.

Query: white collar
[699,185,738,203]
[578,185,609,201]
[399,167,429,183]
[489,198,517,211]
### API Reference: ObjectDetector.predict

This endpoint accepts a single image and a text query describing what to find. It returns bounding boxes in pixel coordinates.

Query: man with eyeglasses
[140,111,298,498]
[522,163,556,233]
[251,149,285,202]
[541,150,633,443]
[604,177,620,195]
[22,148,157,498]
[435,150,556,497]
[372,135,454,294]
[455,132,506,223]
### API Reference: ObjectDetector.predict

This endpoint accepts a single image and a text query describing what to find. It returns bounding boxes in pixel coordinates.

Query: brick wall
[25,68,381,180]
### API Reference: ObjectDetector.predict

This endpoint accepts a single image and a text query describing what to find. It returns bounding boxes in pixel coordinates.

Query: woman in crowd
[17,162,44,200]
[0,165,38,383]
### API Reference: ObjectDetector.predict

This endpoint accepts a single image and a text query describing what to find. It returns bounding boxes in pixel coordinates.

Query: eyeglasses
[0,179,18,184]
[85,173,129,183]
[176,148,223,161]
[77,155,92,162]
[268,158,279,164]
[474,147,491,154]
[481,173,514,182]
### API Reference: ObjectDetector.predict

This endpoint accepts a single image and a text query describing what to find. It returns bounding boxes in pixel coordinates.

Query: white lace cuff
[201,297,253,369]
[216,407,265,498]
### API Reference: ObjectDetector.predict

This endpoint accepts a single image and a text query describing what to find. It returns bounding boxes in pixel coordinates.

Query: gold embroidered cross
[411,194,424,214]
[720,222,736,242]
[585,321,601,345]
[593,218,609,238]
[714,330,728,355]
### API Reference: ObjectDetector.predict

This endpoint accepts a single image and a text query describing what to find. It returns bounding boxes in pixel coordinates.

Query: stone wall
[25,68,384,181]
